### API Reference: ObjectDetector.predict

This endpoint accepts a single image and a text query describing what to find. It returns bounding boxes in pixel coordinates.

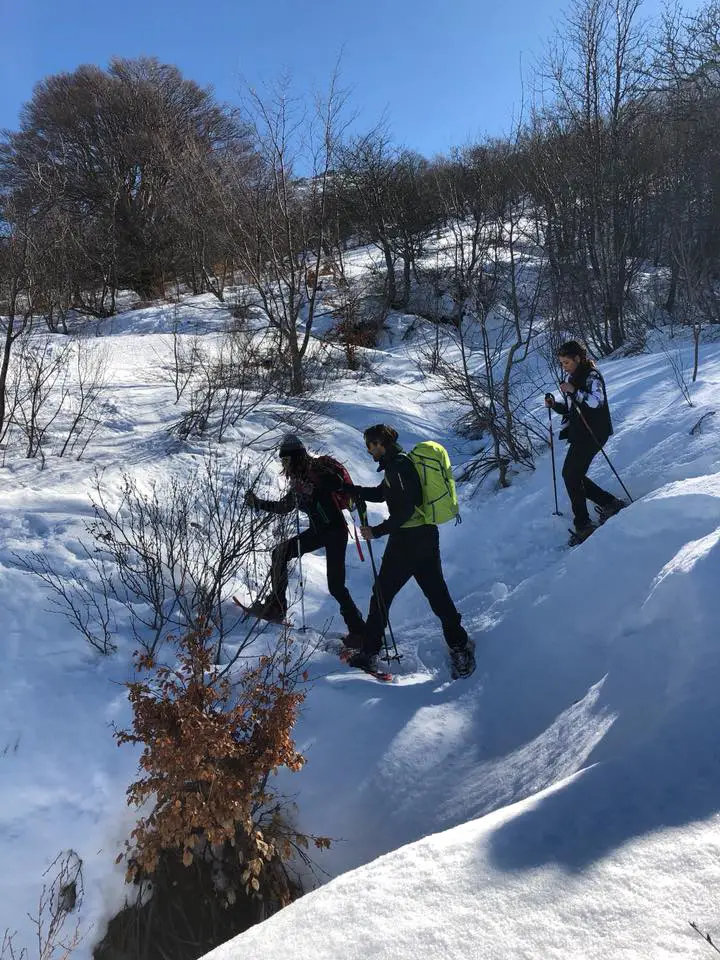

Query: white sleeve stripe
[575,375,604,409]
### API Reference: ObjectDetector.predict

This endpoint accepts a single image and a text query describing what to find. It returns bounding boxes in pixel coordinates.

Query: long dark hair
[558,340,595,368]
[281,450,310,479]
[363,424,399,447]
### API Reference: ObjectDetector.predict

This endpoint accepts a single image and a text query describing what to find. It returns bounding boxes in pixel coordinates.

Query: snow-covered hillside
[1,283,719,959]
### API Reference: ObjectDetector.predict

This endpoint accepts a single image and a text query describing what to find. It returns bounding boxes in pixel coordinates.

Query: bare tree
[530,0,653,352]
[0,57,245,303]
[223,68,352,395]
[0,218,34,437]
[337,135,439,308]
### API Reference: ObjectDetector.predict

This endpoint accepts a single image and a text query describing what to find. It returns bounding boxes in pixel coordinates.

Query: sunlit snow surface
[2,277,720,958]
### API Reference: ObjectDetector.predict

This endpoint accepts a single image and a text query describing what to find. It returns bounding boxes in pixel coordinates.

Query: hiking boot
[245,598,287,623]
[595,498,627,525]
[342,632,365,650]
[450,639,476,679]
[346,650,379,673]
[567,523,597,547]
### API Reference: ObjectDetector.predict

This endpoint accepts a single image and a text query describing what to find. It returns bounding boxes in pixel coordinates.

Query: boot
[568,523,597,547]
[449,639,476,679]
[595,498,627,525]
[244,598,287,623]
[346,650,379,673]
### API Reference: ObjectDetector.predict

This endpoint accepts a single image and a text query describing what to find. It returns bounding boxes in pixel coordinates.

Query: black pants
[562,441,615,528]
[271,526,365,632]
[364,524,468,656]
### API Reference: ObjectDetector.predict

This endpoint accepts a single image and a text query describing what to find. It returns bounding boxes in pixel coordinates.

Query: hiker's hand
[544,394,555,408]
[559,382,575,395]
[359,525,374,541]
[245,490,259,509]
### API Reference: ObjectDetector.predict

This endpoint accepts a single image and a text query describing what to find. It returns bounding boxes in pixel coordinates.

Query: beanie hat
[278,433,306,458]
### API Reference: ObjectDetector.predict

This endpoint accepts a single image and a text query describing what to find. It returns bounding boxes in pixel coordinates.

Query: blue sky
[0,0,696,157]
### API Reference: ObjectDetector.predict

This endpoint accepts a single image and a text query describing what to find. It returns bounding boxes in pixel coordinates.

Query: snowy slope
[1,293,719,958]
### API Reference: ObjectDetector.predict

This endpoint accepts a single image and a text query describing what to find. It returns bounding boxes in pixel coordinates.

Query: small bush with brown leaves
[102,622,329,959]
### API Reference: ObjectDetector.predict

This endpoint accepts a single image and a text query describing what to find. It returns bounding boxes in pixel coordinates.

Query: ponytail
[558,340,595,368]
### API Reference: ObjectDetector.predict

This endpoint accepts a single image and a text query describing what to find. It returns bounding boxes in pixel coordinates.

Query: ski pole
[547,403,562,516]
[570,396,634,503]
[295,499,306,632]
[356,503,400,662]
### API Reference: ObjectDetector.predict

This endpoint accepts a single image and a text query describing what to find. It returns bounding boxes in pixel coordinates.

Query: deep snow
[1,277,719,958]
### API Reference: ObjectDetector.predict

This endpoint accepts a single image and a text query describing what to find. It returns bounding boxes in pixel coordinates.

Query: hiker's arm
[246,490,295,514]
[545,393,567,416]
[372,459,422,537]
[573,372,605,410]
[348,481,386,503]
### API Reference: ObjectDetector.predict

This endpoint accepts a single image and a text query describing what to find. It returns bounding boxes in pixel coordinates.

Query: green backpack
[408,441,461,526]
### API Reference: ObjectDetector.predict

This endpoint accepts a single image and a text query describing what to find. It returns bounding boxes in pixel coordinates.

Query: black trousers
[562,441,615,528]
[364,524,468,656]
[271,526,365,632]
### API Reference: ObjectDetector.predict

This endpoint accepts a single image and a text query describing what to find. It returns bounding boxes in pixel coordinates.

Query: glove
[245,490,259,509]
[544,393,555,408]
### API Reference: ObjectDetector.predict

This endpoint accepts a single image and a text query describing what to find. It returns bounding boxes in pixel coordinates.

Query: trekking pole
[249,483,259,592]
[570,396,634,503]
[356,502,400,662]
[295,499,306,632]
[547,404,562,516]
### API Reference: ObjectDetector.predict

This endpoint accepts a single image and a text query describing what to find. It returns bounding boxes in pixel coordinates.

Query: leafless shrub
[13,545,116,655]
[1,335,109,465]
[171,331,277,442]
[1,851,84,960]
[153,313,203,405]
[661,340,694,406]
[89,456,276,659]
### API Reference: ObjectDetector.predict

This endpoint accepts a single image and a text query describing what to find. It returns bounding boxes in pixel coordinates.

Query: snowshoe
[344,649,393,683]
[567,523,597,547]
[450,639,476,679]
[595,498,627,525]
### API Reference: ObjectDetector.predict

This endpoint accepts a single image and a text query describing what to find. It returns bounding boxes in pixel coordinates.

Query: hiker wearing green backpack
[342,424,475,679]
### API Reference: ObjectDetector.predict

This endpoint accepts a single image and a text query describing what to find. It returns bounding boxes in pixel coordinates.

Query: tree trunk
[381,241,397,307]
[400,250,412,308]
[665,260,679,314]
[607,302,624,351]
[0,280,17,437]
[692,323,701,382]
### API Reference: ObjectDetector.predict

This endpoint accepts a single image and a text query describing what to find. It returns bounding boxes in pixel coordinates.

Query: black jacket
[551,363,613,447]
[352,443,424,538]
[255,459,346,533]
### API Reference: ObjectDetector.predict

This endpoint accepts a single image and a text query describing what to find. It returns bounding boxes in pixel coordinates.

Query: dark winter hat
[278,434,306,458]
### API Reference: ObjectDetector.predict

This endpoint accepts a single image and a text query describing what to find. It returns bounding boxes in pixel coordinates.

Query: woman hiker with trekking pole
[545,340,631,546]
[243,434,366,639]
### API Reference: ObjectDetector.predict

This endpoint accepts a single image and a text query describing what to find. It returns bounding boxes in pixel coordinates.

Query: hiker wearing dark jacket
[343,424,475,679]
[245,434,365,636]
[545,340,626,545]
